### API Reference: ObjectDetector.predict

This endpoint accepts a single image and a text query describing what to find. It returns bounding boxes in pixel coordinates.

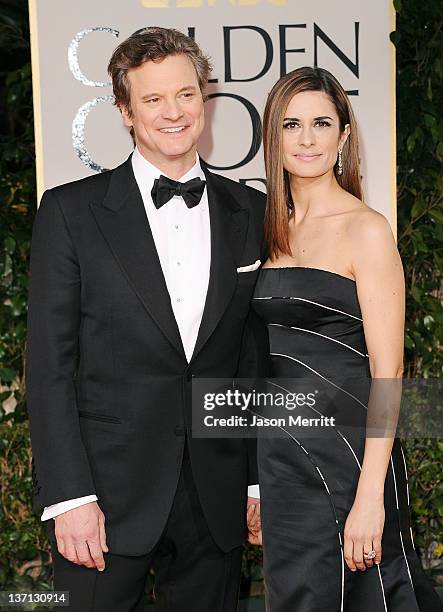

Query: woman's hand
[247,497,262,545]
[343,495,385,571]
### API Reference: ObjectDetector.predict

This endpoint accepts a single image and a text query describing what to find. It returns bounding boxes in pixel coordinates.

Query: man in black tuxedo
[26,27,267,611]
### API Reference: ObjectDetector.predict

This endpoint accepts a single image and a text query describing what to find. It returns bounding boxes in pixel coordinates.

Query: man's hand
[247,497,262,545]
[54,501,108,571]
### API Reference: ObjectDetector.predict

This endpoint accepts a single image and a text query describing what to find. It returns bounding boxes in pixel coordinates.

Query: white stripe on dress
[265,379,363,610]
[267,379,363,469]
[390,456,415,590]
[253,296,363,322]
[276,350,415,597]
[270,353,368,410]
[399,444,416,549]
[266,367,387,608]
[272,420,346,612]
[269,323,369,358]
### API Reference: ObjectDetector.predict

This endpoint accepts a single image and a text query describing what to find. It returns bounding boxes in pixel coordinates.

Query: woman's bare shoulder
[343,201,394,246]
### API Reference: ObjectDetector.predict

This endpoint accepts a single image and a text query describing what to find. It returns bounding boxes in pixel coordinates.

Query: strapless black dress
[252,267,442,612]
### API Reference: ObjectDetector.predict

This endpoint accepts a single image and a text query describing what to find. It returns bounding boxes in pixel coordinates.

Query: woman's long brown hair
[263,66,362,260]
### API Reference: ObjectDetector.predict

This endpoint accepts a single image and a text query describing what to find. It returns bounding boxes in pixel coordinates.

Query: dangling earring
[337,148,343,176]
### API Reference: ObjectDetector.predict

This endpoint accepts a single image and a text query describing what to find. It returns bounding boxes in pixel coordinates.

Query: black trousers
[50,444,244,611]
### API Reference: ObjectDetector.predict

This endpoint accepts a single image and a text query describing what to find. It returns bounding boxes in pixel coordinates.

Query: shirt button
[177,261,181,266]
[175,225,179,230]
[176,298,181,303]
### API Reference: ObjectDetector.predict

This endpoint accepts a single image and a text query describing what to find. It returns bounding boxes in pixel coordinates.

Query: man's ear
[119,104,133,129]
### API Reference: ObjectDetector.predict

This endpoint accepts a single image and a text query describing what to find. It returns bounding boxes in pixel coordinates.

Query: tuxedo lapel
[90,155,186,360]
[190,165,249,362]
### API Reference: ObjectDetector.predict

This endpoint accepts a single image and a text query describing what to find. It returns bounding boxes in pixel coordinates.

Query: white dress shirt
[41,147,259,521]
[133,147,211,362]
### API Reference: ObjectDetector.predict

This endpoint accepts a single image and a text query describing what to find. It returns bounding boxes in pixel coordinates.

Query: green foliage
[0,0,46,591]
[0,420,52,590]
[395,2,443,377]
[394,1,443,577]
[0,0,441,594]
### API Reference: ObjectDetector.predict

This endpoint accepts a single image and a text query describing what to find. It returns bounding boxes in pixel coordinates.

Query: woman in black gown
[252,67,442,611]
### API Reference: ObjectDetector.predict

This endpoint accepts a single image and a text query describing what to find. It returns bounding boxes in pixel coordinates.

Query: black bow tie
[151,174,206,210]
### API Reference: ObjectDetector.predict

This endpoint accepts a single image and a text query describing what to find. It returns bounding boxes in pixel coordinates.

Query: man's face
[121,54,205,169]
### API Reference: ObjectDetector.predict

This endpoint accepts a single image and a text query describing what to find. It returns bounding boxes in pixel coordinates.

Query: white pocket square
[237,259,261,273]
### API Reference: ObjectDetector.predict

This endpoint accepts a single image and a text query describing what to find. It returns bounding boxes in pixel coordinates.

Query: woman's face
[282,90,350,179]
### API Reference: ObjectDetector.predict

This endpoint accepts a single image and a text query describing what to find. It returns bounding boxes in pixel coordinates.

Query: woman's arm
[344,209,405,572]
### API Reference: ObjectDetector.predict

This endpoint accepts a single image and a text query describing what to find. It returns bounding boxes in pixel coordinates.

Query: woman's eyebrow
[283,115,334,121]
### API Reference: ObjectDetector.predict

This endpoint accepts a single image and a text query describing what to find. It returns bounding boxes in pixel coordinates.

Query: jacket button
[174,425,185,436]
[186,372,194,382]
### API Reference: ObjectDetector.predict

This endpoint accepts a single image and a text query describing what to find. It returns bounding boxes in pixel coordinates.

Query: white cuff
[247,484,260,499]
[41,495,98,521]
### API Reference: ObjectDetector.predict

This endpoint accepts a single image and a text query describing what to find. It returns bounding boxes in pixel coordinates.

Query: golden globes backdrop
[29,0,396,227]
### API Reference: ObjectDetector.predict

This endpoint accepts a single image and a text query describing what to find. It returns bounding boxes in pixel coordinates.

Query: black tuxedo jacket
[26,154,269,555]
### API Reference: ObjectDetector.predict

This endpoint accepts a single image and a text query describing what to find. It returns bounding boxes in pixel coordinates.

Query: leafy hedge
[0,0,442,593]
[394,0,443,580]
